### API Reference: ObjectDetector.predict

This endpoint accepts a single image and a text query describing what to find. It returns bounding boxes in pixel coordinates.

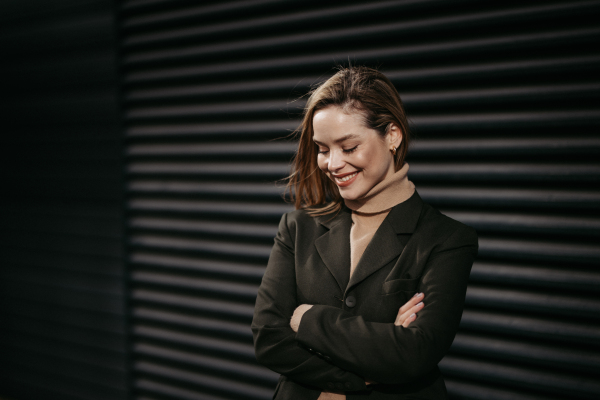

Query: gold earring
[391,146,397,156]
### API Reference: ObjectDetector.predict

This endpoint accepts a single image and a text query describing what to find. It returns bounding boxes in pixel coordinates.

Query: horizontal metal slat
[461,310,600,345]
[125,75,319,101]
[123,0,413,45]
[132,289,254,319]
[466,286,600,319]
[126,120,296,137]
[130,235,272,260]
[410,110,600,129]
[126,83,600,113]
[126,99,298,120]
[446,378,562,400]
[135,343,276,383]
[125,85,600,118]
[405,82,600,108]
[479,237,600,264]
[451,333,600,373]
[445,211,600,237]
[388,54,600,85]
[127,141,296,157]
[133,307,252,339]
[440,355,600,399]
[128,181,283,199]
[130,252,265,280]
[419,187,600,211]
[131,271,258,300]
[127,162,290,178]
[124,4,600,65]
[125,55,600,102]
[134,361,273,400]
[122,0,282,27]
[124,27,600,82]
[128,198,292,218]
[470,261,600,292]
[135,377,267,400]
[412,138,600,157]
[410,163,600,182]
[133,326,254,360]
[130,217,278,239]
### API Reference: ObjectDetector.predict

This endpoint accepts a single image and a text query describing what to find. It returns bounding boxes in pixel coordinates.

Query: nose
[328,149,346,172]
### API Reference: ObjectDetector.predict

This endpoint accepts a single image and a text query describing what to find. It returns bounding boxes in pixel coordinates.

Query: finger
[398,292,424,315]
[396,294,424,322]
[395,301,424,326]
[402,312,416,328]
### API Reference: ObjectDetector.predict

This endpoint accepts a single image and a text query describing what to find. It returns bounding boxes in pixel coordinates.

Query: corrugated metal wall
[119,1,600,399]
[0,1,127,400]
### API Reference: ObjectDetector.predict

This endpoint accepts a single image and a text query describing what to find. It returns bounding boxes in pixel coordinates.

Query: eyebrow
[313,133,360,145]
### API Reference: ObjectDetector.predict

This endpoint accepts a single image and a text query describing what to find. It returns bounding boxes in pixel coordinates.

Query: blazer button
[345,295,356,308]
[326,382,335,390]
[336,382,345,391]
[345,382,353,390]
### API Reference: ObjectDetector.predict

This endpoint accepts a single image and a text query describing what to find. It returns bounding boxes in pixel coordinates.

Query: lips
[332,171,359,187]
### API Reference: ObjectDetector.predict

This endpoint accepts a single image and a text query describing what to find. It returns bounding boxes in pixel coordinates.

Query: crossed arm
[251,213,368,392]
[252,213,478,389]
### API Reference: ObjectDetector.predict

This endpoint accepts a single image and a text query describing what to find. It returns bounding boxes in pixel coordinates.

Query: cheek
[317,155,327,171]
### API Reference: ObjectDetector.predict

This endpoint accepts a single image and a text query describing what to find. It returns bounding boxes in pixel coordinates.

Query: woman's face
[312,106,399,201]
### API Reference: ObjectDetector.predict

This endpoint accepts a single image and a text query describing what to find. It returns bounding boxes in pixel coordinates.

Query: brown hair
[285,65,411,216]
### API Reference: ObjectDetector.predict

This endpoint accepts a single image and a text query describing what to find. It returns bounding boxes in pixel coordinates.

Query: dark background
[1,1,599,399]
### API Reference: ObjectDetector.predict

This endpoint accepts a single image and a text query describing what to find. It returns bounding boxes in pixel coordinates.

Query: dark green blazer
[252,190,479,399]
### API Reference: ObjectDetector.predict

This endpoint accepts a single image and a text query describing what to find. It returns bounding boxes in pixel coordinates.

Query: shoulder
[279,208,321,229]
[275,207,325,243]
[418,201,479,250]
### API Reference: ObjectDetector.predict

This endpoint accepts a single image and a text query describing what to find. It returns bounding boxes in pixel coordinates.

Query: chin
[338,188,366,201]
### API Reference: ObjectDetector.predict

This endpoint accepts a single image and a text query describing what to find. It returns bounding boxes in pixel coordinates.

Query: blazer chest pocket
[381,277,420,295]
[372,277,421,322]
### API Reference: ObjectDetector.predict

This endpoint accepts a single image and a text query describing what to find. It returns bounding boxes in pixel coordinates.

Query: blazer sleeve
[294,223,478,385]
[251,212,369,392]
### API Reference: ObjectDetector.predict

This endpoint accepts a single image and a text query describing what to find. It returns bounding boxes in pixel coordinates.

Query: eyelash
[317,146,358,155]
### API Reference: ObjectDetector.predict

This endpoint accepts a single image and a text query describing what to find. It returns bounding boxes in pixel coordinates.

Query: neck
[344,162,415,213]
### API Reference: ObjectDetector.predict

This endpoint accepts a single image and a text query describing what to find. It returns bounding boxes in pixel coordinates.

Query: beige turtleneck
[318,163,415,400]
[346,162,415,277]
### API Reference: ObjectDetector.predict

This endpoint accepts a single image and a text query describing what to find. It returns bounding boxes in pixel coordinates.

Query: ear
[386,123,403,149]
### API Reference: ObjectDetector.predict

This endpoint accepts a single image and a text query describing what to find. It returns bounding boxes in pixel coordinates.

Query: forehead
[312,107,368,141]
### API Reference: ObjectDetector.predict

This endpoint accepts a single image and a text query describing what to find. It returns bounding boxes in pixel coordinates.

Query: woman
[252,66,478,399]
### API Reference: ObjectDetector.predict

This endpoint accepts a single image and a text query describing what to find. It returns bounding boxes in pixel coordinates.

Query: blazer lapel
[346,190,424,291]
[314,207,352,292]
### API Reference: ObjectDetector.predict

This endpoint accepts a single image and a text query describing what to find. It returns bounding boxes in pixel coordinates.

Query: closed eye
[343,145,358,154]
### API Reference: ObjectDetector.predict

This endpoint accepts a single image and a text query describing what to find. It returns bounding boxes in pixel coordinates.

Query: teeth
[337,172,357,182]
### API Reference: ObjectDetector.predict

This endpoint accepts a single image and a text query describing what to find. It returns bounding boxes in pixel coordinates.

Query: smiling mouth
[336,172,358,182]
[332,171,359,186]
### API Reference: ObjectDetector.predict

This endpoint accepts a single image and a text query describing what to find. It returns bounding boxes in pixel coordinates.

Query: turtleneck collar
[344,162,415,213]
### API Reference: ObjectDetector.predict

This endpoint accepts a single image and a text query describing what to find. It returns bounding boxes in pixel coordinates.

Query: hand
[290,304,313,333]
[394,292,424,327]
